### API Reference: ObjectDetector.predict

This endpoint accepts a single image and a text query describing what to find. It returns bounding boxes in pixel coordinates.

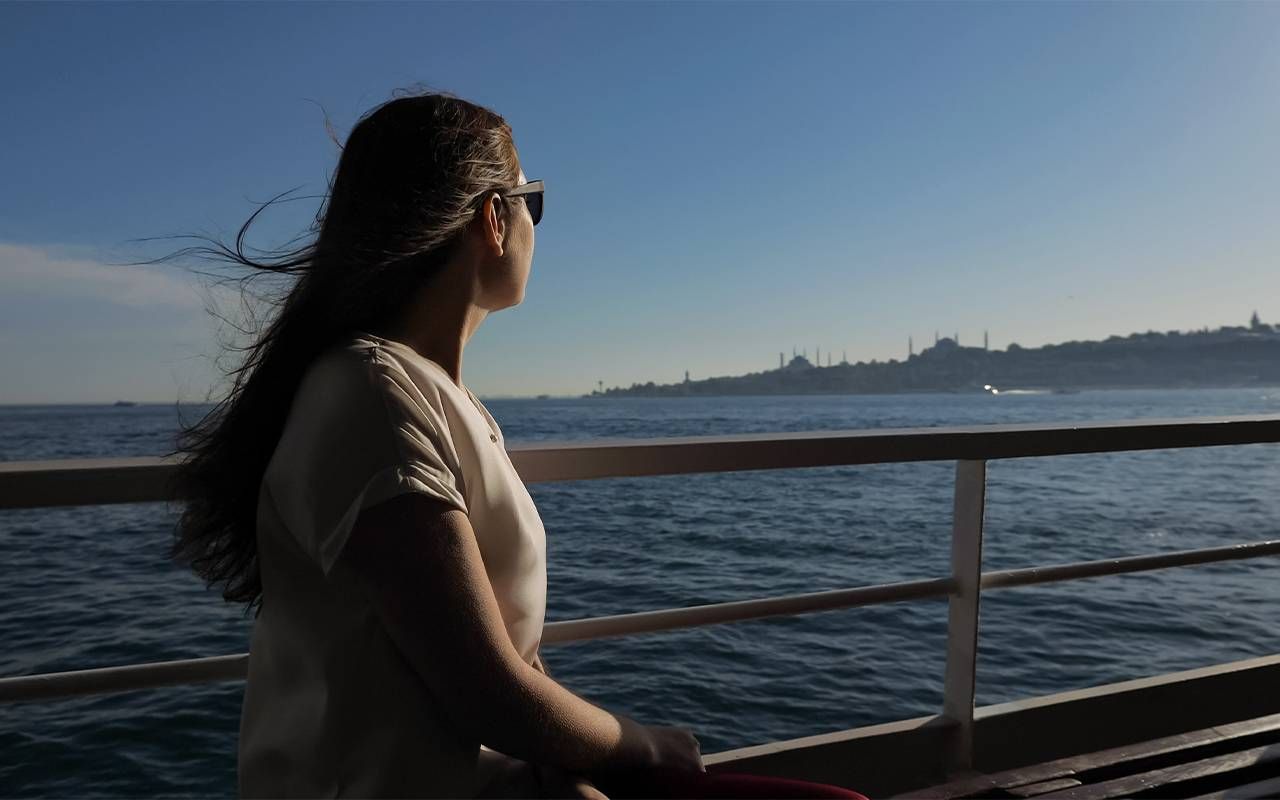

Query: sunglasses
[500,179,544,226]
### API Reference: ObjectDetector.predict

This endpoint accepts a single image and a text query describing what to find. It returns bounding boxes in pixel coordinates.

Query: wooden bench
[893,712,1280,799]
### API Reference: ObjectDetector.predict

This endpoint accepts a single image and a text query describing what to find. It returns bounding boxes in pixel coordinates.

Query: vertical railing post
[942,459,987,774]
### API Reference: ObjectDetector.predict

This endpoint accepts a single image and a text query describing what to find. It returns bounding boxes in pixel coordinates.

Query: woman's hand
[535,763,609,799]
[640,724,705,772]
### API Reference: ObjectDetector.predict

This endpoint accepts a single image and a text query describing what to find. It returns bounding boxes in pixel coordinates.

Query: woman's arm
[528,652,610,796]
[339,492,655,774]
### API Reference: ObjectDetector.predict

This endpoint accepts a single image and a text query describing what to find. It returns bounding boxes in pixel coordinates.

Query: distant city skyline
[618,311,1275,395]
[3,3,1279,403]
[600,314,1280,397]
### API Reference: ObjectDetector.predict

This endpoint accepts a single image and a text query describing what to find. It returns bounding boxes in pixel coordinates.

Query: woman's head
[150,87,528,617]
[313,90,533,330]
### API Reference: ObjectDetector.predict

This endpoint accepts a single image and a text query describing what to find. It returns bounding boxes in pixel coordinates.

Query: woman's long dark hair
[142,87,522,619]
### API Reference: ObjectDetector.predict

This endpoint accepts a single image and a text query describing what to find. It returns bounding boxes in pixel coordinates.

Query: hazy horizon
[4,2,1279,404]
[2,313,1275,405]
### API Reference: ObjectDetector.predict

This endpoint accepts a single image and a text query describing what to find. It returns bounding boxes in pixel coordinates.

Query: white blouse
[238,331,548,798]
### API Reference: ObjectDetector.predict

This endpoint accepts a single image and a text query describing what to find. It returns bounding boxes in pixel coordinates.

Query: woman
[166,88,867,799]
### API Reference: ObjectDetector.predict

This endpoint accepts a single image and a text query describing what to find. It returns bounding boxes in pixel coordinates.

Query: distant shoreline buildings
[590,313,1280,398]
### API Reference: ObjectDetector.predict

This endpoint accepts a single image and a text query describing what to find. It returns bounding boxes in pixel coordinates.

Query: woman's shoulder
[306,332,456,409]
[289,332,492,456]
[274,332,470,473]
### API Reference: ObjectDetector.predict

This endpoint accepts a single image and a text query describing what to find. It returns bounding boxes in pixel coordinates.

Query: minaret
[779,352,784,369]
[816,346,820,366]
[984,330,989,351]
[909,336,914,358]
[684,370,690,383]
[842,349,848,364]
[955,331,960,346]
[935,330,940,345]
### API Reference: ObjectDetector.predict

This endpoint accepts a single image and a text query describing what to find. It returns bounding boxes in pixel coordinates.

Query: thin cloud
[0,241,209,309]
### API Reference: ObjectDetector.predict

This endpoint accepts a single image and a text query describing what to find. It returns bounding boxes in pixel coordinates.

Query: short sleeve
[276,349,470,577]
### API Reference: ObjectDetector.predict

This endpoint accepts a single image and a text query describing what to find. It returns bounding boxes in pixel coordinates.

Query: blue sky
[2,2,1278,402]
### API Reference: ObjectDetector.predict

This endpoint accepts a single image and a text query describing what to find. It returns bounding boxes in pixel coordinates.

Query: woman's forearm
[528,649,619,793]
[472,661,652,774]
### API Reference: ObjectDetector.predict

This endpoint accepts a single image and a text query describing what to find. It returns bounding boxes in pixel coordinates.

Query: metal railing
[4,414,1280,771]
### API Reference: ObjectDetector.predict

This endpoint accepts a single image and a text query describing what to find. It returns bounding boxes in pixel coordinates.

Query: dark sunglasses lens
[527,192,543,225]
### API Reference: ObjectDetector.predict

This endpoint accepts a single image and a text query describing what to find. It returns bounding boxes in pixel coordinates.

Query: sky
[2,2,1279,402]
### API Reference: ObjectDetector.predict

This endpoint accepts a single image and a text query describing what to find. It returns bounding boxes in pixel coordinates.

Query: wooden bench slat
[1187,773,1280,800]
[893,712,1280,799]
[1035,742,1280,800]
[1006,777,1082,797]
[996,711,1280,789]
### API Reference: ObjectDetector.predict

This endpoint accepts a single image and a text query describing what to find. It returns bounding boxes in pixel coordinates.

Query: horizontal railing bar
[0,455,181,510]
[0,577,956,703]
[541,576,957,644]
[981,539,1280,590]
[0,653,248,703]
[4,415,1280,508]
[509,415,1280,482]
[7,533,1280,704]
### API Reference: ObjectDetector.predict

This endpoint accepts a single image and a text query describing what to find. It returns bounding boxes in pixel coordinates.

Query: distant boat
[111,401,138,407]
[535,394,551,400]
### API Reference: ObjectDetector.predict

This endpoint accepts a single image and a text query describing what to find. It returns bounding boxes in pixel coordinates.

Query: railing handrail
[4,414,1280,509]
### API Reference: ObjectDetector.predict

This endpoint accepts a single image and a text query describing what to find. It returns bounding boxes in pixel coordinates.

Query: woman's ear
[478,191,508,257]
